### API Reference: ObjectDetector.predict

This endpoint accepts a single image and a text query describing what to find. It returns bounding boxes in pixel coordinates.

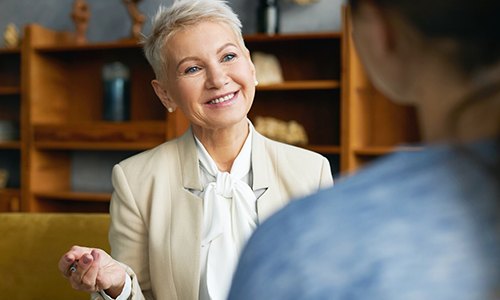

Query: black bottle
[257,0,280,35]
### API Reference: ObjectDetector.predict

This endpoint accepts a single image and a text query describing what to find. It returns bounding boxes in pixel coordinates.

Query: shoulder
[116,136,183,175]
[231,142,500,299]
[257,132,330,170]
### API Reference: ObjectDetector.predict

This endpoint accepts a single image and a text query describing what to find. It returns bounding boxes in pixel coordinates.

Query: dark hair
[349,0,500,75]
[350,0,500,183]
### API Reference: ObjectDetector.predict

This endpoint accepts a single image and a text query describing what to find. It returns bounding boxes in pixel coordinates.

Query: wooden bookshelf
[4,13,421,212]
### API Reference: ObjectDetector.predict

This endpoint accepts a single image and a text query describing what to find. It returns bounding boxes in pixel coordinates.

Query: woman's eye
[184,66,200,74]
[222,53,236,62]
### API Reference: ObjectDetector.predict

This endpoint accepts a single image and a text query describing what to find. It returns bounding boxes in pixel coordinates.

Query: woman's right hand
[58,245,127,298]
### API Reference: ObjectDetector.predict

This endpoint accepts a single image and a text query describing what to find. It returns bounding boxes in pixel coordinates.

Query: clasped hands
[58,246,127,298]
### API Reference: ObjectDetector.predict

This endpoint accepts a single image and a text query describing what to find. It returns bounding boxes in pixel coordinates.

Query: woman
[58,1,333,299]
[229,0,500,299]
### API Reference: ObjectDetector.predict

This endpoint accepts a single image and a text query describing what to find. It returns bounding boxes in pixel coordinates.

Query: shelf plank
[33,32,342,53]
[257,80,340,91]
[0,188,20,195]
[245,32,342,42]
[0,47,21,54]
[34,121,166,150]
[0,141,21,149]
[354,145,422,156]
[34,39,141,52]
[34,141,162,151]
[34,191,111,202]
[0,86,21,95]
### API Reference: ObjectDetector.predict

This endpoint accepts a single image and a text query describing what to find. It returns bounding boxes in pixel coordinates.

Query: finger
[80,254,100,292]
[69,253,95,292]
[58,245,92,273]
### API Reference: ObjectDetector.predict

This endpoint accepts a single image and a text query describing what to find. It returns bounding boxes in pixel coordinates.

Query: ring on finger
[69,261,78,273]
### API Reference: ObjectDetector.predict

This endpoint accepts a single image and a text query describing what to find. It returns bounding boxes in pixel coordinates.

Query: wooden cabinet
[22,24,188,212]
[341,7,421,172]
[0,47,23,212]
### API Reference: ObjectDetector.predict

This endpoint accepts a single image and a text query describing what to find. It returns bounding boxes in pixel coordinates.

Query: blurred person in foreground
[57,0,333,299]
[229,0,500,299]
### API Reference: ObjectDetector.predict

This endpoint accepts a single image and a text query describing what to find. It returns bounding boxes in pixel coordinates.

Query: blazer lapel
[169,128,204,299]
[251,130,286,222]
[177,127,203,191]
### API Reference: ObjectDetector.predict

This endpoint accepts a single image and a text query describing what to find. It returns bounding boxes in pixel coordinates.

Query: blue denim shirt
[229,140,500,300]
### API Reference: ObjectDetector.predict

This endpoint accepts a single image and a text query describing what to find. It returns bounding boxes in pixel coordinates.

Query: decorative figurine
[3,23,20,48]
[293,0,319,4]
[255,116,309,146]
[123,0,145,40]
[0,169,8,189]
[252,51,284,85]
[71,0,90,44]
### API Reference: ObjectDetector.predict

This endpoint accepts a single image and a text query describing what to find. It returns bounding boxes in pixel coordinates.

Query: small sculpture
[252,52,284,85]
[3,23,20,48]
[0,169,8,188]
[255,116,309,146]
[123,0,146,40]
[293,0,319,4]
[71,0,90,44]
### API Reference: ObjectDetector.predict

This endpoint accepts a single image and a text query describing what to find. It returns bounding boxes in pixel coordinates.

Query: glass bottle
[102,62,130,122]
[257,0,280,35]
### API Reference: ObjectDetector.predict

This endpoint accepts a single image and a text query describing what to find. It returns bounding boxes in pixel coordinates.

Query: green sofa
[0,213,110,300]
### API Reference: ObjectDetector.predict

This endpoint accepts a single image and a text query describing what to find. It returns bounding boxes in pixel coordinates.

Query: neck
[411,60,500,144]
[192,120,250,172]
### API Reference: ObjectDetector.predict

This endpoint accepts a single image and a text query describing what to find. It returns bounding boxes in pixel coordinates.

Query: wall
[0,0,344,46]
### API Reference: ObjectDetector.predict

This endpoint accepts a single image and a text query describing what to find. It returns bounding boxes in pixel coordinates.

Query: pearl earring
[255,80,259,86]
[167,107,173,113]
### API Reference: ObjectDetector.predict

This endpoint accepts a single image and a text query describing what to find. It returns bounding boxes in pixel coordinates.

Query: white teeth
[210,93,234,104]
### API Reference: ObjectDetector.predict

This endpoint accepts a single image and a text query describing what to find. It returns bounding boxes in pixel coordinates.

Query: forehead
[165,21,241,59]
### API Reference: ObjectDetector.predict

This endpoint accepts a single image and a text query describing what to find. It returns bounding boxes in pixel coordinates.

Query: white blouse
[194,125,259,300]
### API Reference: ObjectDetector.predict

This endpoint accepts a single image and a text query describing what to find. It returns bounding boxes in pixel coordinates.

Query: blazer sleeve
[105,164,153,300]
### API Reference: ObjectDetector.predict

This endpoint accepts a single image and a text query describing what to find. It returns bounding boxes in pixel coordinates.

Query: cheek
[234,61,256,87]
[168,80,200,109]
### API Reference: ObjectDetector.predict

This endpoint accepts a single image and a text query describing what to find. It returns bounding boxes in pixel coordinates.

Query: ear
[352,1,397,61]
[351,2,415,102]
[151,79,177,111]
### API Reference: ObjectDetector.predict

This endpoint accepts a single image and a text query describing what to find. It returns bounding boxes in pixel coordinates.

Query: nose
[205,63,228,89]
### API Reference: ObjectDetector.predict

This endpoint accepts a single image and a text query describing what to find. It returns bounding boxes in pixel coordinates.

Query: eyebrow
[175,42,238,71]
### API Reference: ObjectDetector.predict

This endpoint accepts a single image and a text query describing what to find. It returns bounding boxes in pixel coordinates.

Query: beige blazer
[93,128,333,300]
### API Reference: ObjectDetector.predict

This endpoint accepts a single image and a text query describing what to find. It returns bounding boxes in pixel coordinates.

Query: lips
[206,92,236,104]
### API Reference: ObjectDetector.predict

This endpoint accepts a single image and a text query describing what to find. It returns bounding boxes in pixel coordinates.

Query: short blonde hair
[142,0,244,80]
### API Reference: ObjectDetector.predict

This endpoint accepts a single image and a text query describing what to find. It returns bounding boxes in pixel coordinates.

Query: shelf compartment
[251,89,341,146]
[257,80,340,91]
[0,52,20,87]
[34,121,166,150]
[0,188,21,212]
[246,32,341,82]
[29,42,162,124]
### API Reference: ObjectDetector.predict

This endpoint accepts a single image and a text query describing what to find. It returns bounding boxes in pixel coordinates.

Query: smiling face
[152,21,256,134]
